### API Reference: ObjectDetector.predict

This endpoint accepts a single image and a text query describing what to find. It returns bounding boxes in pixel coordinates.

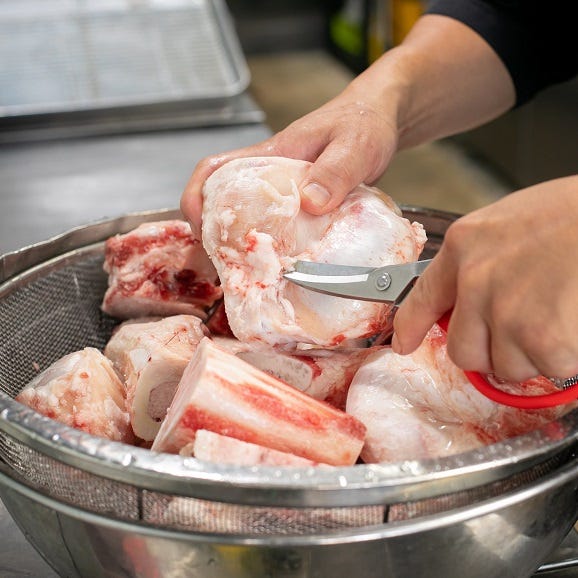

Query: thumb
[392,253,457,354]
[299,138,392,215]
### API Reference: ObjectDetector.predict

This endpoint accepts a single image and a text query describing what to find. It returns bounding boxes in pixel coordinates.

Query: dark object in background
[226,0,335,54]
[453,78,578,188]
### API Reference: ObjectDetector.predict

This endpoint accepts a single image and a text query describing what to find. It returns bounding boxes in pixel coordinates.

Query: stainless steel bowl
[1,207,577,578]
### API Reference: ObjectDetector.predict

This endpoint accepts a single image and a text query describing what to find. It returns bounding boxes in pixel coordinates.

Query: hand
[180,86,400,232]
[181,14,515,231]
[392,175,578,382]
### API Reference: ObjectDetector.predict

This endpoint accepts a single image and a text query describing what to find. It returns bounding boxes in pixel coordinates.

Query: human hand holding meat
[393,176,578,383]
[180,86,397,232]
[201,156,426,347]
[181,15,514,232]
[180,12,578,383]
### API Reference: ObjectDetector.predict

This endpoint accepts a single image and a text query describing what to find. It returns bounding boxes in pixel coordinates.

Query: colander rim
[1,207,577,508]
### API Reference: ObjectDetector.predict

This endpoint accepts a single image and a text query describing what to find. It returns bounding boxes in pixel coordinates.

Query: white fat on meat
[189,429,321,466]
[346,325,569,464]
[16,347,133,443]
[102,220,222,320]
[151,337,366,466]
[212,336,375,410]
[202,157,426,347]
[104,315,207,441]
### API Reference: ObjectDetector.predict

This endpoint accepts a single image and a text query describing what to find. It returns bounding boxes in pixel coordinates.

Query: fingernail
[391,333,404,354]
[301,183,331,208]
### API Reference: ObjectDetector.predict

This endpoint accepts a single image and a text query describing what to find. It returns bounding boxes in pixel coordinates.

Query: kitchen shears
[284,259,578,409]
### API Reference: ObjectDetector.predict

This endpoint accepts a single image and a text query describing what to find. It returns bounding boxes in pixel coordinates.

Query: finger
[489,312,578,382]
[485,298,542,381]
[488,332,541,382]
[392,250,457,354]
[532,326,578,382]
[299,133,393,215]
[444,303,493,375]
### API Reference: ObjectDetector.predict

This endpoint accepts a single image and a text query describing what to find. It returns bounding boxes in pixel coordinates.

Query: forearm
[345,14,516,149]
[181,13,518,222]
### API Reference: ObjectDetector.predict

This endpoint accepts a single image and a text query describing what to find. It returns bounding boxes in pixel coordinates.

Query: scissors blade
[293,261,375,276]
[284,259,432,303]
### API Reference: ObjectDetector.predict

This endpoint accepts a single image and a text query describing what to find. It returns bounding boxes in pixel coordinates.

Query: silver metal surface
[285,259,432,303]
[0,120,270,254]
[0,498,59,577]
[0,0,262,144]
[1,456,578,578]
[0,92,266,144]
[2,495,577,578]
[0,0,249,117]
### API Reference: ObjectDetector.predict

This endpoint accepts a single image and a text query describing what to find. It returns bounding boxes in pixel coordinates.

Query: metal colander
[1,209,578,578]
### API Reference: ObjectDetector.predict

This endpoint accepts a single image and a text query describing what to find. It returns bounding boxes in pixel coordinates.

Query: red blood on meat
[105,225,198,269]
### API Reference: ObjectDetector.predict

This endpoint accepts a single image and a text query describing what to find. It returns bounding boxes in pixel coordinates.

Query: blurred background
[0,0,577,248]
[227,0,578,214]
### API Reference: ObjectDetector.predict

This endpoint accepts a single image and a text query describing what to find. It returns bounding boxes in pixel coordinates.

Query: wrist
[336,47,412,150]
[344,45,425,145]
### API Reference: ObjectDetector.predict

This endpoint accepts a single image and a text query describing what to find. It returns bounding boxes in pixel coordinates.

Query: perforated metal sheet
[0,438,140,520]
[0,0,249,117]
[0,251,116,398]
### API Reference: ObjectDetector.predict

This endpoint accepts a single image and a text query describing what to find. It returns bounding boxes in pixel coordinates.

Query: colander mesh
[142,492,386,535]
[0,245,569,536]
[0,436,139,519]
[0,254,117,397]
[387,451,568,521]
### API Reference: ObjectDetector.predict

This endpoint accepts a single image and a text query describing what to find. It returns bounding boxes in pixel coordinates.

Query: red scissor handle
[437,311,578,409]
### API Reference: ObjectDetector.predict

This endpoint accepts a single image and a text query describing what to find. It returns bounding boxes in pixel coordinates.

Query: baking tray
[0,0,250,119]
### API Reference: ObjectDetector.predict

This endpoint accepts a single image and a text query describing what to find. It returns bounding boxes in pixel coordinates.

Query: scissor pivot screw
[375,272,392,291]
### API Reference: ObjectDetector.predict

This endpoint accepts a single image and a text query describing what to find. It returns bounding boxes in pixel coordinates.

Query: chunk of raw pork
[16,347,133,443]
[102,220,222,320]
[202,157,426,347]
[189,429,321,466]
[104,315,207,441]
[151,337,366,466]
[212,336,374,410]
[346,326,570,464]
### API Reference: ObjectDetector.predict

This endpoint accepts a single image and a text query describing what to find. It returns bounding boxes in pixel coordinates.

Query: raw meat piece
[102,220,222,320]
[151,337,366,466]
[346,325,570,464]
[189,429,321,466]
[16,347,133,443]
[202,156,426,347]
[104,315,207,441]
[212,336,374,410]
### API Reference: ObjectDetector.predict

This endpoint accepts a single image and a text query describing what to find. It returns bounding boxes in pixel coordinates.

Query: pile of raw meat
[16,157,570,468]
